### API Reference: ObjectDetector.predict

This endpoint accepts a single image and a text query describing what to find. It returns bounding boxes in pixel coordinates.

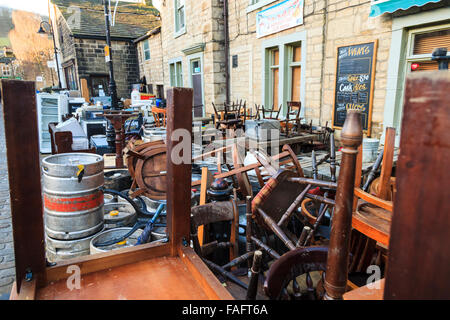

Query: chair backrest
[48,122,72,154]
[264,246,328,300]
[190,200,239,261]
[353,127,396,206]
[286,101,301,120]
[251,169,305,227]
[211,102,221,120]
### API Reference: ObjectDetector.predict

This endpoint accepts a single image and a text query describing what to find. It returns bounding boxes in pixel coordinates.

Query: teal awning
[369,0,442,17]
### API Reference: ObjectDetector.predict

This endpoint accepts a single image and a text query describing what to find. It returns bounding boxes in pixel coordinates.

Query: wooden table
[6,86,234,301]
[343,279,384,300]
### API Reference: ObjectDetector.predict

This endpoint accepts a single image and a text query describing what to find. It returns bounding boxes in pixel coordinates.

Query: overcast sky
[0,0,49,15]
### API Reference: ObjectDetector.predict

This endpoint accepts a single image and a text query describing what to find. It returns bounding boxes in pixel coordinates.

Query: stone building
[51,0,160,99]
[134,26,165,97]
[137,0,226,117]
[0,47,15,79]
[138,0,450,141]
[227,0,450,141]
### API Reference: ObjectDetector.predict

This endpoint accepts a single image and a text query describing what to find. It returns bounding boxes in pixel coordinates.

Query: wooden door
[191,59,203,117]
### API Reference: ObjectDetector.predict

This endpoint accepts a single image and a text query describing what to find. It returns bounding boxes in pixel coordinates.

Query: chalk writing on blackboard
[333,42,376,135]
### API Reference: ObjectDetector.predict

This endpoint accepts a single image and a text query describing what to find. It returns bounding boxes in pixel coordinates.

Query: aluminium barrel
[42,153,105,240]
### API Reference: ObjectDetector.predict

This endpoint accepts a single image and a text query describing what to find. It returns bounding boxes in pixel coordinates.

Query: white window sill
[246,0,278,14]
[174,28,186,39]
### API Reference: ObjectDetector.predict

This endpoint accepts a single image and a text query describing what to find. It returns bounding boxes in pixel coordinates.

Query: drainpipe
[223,0,230,104]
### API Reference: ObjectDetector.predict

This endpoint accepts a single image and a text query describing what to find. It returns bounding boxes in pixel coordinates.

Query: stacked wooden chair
[348,127,396,276]
[280,101,302,137]
[211,100,246,134]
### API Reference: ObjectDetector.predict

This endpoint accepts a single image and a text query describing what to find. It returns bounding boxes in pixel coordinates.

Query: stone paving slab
[0,104,14,298]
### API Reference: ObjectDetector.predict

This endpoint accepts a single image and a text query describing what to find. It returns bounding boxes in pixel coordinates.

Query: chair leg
[246,250,263,300]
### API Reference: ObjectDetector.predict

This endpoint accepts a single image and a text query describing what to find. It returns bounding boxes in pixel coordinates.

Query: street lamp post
[103,0,119,110]
[37,20,61,89]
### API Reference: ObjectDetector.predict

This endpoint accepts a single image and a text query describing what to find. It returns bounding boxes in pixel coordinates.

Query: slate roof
[53,0,160,40]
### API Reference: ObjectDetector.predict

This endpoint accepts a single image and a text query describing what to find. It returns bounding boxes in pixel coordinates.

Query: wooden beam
[45,242,170,283]
[178,246,234,300]
[165,88,193,256]
[1,80,47,293]
[384,72,450,299]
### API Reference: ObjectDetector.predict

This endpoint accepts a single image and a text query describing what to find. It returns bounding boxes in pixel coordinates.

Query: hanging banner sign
[256,0,304,38]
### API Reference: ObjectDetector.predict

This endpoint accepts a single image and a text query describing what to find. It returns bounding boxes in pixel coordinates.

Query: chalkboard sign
[332,41,377,136]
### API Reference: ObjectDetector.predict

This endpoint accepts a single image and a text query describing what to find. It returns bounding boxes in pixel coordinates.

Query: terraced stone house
[50,0,160,99]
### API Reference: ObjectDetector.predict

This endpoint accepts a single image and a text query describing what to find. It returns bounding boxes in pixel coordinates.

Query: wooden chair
[191,200,239,263]
[251,170,310,252]
[348,127,396,274]
[48,122,95,154]
[264,246,328,300]
[280,101,301,137]
[151,106,167,127]
[191,199,264,298]
[211,102,243,132]
[257,104,282,121]
[352,127,396,248]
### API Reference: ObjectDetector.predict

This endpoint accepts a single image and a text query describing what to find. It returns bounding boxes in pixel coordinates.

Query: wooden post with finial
[324,110,362,300]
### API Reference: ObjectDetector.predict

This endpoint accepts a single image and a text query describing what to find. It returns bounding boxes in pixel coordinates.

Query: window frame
[143,39,151,61]
[247,0,278,14]
[382,7,450,146]
[286,43,302,103]
[405,24,450,66]
[174,0,186,38]
[169,58,183,87]
[262,32,307,118]
[268,47,280,111]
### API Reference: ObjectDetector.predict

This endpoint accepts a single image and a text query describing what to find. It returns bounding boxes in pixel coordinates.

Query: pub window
[143,39,150,61]
[169,61,183,87]
[174,0,185,35]
[407,25,450,73]
[287,43,302,102]
[268,48,279,110]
